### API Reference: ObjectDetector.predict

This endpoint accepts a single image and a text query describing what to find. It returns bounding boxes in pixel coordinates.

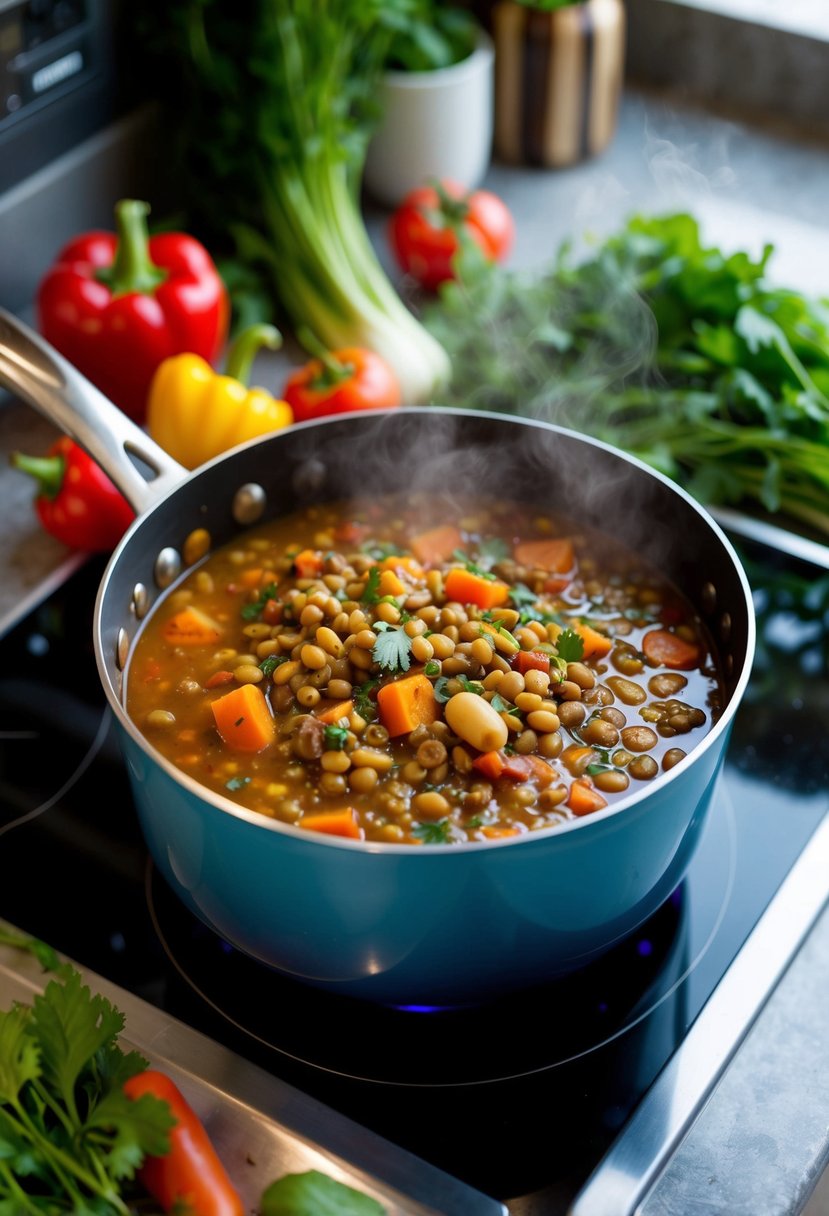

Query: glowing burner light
[393,1004,453,1014]
[637,938,654,958]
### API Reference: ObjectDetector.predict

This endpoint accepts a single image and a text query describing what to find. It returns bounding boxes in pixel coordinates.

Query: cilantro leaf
[452,549,495,580]
[509,582,538,608]
[424,659,441,676]
[489,692,515,715]
[226,775,251,791]
[361,567,382,604]
[31,970,125,1113]
[476,537,511,569]
[555,628,585,663]
[241,581,278,621]
[353,679,379,721]
[323,723,349,750]
[433,677,452,703]
[260,654,288,677]
[412,819,452,844]
[456,675,485,696]
[371,626,412,673]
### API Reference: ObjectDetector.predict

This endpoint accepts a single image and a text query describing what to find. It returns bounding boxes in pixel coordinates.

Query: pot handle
[0,306,187,515]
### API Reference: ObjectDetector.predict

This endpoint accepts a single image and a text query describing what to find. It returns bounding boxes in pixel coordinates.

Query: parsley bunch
[0,954,173,1213]
[425,212,829,538]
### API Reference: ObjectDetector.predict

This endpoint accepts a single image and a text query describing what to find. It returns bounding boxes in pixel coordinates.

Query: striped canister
[493,0,626,167]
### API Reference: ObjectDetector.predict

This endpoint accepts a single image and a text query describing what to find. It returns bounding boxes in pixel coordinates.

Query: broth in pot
[126,493,722,844]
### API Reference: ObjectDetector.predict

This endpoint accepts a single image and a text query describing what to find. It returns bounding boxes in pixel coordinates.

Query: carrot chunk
[514,538,574,573]
[575,622,613,660]
[410,524,462,566]
[239,567,264,588]
[211,683,275,752]
[293,549,323,578]
[642,629,701,670]
[204,670,234,689]
[315,699,354,725]
[444,568,510,610]
[503,753,556,786]
[472,750,506,781]
[300,809,364,840]
[514,650,551,675]
[481,826,521,839]
[162,606,222,647]
[377,673,440,737]
[380,555,425,580]
[567,779,608,817]
[378,568,406,598]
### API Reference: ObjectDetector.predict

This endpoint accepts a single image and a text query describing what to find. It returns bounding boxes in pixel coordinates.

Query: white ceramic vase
[362,29,495,209]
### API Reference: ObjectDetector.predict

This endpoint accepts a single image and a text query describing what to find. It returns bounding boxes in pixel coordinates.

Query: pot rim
[94,407,757,856]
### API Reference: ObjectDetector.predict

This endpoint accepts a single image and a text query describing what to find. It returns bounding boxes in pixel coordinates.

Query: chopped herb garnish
[424,659,441,676]
[372,625,413,672]
[476,537,511,569]
[456,674,485,695]
[234,716,245,727]
[586,763,614,776]
[361,567,382,604]
[413,818,452,844]
[465,814,484,829]
[323,723,349,750]
[489,692,515,715]
[480,612,512,636]
[509,582,538,608]
[555,628,585,662]
[259,654,288,677]
[353,679,379,721]
[361,540,405,560]
[241,580,278,621]
[452,548,495,580]
[225,775,251,790]
[432,677,452,703]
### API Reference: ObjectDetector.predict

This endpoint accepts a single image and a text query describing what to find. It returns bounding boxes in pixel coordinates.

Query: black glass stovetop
[0,531,827,1213]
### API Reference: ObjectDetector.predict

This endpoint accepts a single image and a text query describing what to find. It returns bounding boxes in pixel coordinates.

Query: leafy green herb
[260,654,288,677]
[424,659,441,676]
[241,581,278,621]
[384,0,478,73]
[0,927,63,974]
[509,582,539,609]
[456,675,485,695]
[586,763,614,776]
[226,775,251,790]
[261,1168,387,1215]
[360,541,405,561]
[361,567,382,604]
[452,548,495,580]
[424,211,829,538]
[323,723,349,750]
[371,625,413,673]
[412,819,452,844]
[432,677,452,703]
[555,628,585,662]
[353,679,380,721]
[0,965,174,1212]
[489,692,516,715]
[476,537,511,568]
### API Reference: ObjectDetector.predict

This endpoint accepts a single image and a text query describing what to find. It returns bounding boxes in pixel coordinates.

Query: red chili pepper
[123,1069,244,1216]
[283,327,401,423]
[11,436,135,551]
[36,199,229,423]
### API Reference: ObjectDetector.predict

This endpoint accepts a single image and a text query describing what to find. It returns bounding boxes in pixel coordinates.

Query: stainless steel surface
[0,306,185,513]
[568,805,829,1216]
[0,924,507,1216]
[711,506,829,572]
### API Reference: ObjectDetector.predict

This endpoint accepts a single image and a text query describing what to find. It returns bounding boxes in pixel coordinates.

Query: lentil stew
[126,495,722,844]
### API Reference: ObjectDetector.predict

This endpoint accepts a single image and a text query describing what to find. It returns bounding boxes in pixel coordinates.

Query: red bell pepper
[11,435,135,551]
[36,199,229,423]
[283,327,401,422]
[123,1069,244,1216]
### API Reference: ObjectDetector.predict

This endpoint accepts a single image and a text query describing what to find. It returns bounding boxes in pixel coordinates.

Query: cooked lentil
[126,494,722,843]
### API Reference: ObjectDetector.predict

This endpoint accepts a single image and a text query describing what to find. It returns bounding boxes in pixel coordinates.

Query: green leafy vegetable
[555,628,585,662]
[242,581,278,621]
[323,723,349,750]
[226,775,251,790]
[353,679,380,721]
[142,0,450,403]
[423,659,441,676]
[452,548,496,580]
[0,963,173,1213]
[361,567,382,605]
[412,819,452,844]
[260,654,289,677]
[424,212,829,538]
[371,625,413,673]
[261,1169,386,1216]
[476,537,511,569]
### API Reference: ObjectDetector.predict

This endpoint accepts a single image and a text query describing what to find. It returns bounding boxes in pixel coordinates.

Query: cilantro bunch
[424,212,829,539]
[0,955,172,1214]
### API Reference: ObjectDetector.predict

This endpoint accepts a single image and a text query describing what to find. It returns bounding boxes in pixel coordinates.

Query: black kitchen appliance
[0,519,827,1213]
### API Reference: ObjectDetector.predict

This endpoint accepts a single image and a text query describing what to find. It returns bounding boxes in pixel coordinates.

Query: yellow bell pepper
[147,324,293,469]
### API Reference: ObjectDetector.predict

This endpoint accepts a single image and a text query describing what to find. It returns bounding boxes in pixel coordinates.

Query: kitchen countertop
[2,81,829,1213]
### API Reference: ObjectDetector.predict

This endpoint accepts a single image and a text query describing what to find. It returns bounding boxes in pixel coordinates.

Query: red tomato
[283,346,401,422]
[388,180,515,291]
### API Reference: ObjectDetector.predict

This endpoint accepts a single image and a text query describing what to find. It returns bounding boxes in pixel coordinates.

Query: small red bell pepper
[36,199,229,423]
[123,1068,244,1216]
[11,435,135,551]
[283,327,401,423]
